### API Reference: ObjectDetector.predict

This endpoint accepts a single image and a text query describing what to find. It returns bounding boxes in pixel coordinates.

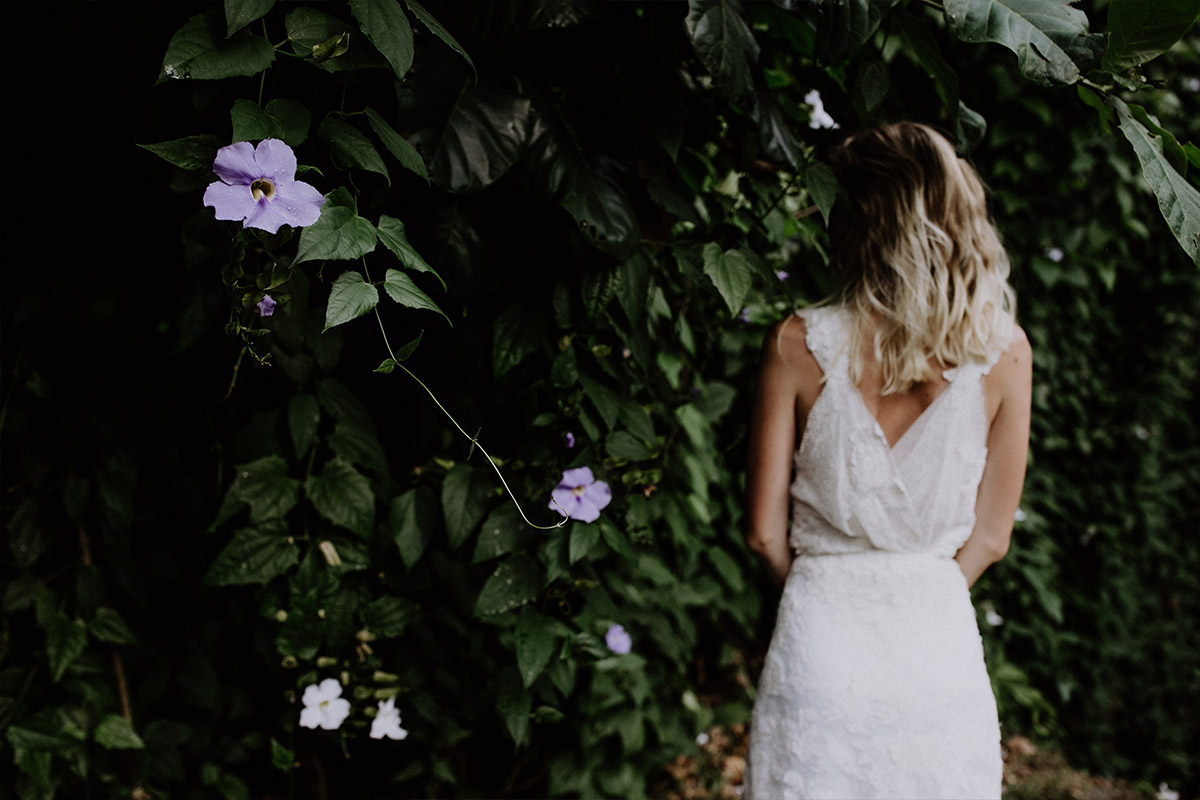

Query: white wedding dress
[744,305,1006,800]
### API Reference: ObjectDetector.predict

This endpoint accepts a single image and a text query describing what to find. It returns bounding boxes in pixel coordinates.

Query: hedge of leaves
[2,1,1198,798]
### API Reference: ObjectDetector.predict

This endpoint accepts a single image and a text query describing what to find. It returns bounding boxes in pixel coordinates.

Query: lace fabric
[744,305,1008,800]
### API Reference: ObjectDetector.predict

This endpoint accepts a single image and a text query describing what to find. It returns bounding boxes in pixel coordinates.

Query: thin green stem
[372,307,566,530]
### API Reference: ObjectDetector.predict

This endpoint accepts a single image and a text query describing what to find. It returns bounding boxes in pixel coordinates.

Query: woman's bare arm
[955,326,1033,587]
[745,317,819,586]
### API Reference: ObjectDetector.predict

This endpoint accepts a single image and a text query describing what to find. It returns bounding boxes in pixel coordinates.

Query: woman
[742,121,1032,799]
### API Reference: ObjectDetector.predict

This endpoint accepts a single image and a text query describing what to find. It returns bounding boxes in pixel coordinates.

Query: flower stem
[371,308,566,530]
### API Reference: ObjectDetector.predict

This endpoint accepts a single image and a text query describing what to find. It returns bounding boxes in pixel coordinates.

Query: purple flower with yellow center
[605,624,632,655]
[203,139,324,234]
[257,294,277,317]
[548,466,611,523]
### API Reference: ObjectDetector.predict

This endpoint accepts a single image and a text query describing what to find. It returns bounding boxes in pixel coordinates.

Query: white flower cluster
[299,677,408,741]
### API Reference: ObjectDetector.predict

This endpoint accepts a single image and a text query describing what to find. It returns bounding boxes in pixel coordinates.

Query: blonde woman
[743,122,1032,799]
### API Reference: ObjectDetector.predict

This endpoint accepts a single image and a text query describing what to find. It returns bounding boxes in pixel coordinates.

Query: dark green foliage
[2,1,1198,798]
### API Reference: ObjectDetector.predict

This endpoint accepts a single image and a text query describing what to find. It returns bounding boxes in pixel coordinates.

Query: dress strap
[797,306,849,374]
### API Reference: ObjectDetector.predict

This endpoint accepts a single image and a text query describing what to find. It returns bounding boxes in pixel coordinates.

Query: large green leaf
[322,271,380,331]
[359,595,420,638]
[492,304,545,378]
[383,269,449,324]
[471,503,535,563]
[349,0,414,79]
[305,458,376,537]
[701,243,754,316]
[158,12,275,82]
[205,526,300,586]
[94,715,145,751]
[320,117,390,183]
[376,216,445,287]
[409,80,534,193]
[474,553,543,617]
[211,455,301,527]
[137,134,225,171]
[943,0,1088,85]
[685,0,759,105]
[231,98,311,147]
[442,465,491,549]
[295,195,378,265]
[523,101,640,256]
[224,0,276,36]
[391,487,439,568]
[1111,98,1200,264]
[514,611,564,688]
[364,107,430,183]
[47,615,88,682]
[814,0,897,64]
[403,0,476,75]
[1102,0,1200,72]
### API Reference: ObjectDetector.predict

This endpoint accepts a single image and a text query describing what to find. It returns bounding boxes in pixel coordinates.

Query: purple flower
[257,294,277,317]
[776,270,789,281]
[605,624,632,655]
[563,432,576,449]
[737,308,751,323]
[203,139,324,234]
[548,466,611,523]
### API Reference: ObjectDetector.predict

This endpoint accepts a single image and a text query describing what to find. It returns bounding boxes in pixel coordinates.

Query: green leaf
[391,487,439,568]
[137,134,225,170]
[376,332,423,372]
[47,615,88,681]
[6,720,81,753]
[442,465,491,549]
[402,0,475,76]
[213,455,301,527]
[295,203,378,265]
[271,738,295,772]
[943,0,1087,85]
[569,523,601,564]
[701,243,754,316]
[579,374,620,431]
[225,0,276,36]
[376,216,446,288]
[360,595,420,638]
[814,0,895,64]
[319,117,390,183]
[493,305,545,378]
[305,458,376,537]
[231,98,312,147]
[496,667,532,747]
[328,419,389,474]
[474,554,543,617]
[289,394,320,459]
[606,430,653,462]
[514,611,561,688]
[89,607,138,646]
[94,715,145,750]
[803,162,839,225]
[365,107,430,183]
[350,0,414,79]
[1102,0,1200,72]
[684,0,760,105]
[285,7,389,72]
[383,269,449,324]
[158,12,275,82]
[322,271,380,331]
[206,526,300,586]
[1111,98,1200,264]
[472,503,534,563]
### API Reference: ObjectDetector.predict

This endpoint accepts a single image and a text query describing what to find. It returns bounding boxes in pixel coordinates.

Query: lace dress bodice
[790,305,1010,558]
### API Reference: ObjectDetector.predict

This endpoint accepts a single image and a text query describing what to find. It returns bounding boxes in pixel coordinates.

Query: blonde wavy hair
[827,121,1015,394]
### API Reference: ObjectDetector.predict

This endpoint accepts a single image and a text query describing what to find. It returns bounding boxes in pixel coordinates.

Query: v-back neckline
[851,377,955,451]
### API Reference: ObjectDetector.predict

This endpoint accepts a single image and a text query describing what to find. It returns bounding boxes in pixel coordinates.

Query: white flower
[696,732,710,746]
[1182,77,1200,92]
[985,608,1005,627]
[1157,783,1180,800]
[804,89,838,130]
[370,697,409,741]
[299,678,351,730]
[1014,508,1027,523]
[1046,247,1064,263]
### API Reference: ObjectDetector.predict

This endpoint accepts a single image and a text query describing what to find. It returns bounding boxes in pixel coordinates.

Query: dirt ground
[652,726,1165,800]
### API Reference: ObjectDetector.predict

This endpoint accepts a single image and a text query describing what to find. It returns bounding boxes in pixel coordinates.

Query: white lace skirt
[744,551,1001,800]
